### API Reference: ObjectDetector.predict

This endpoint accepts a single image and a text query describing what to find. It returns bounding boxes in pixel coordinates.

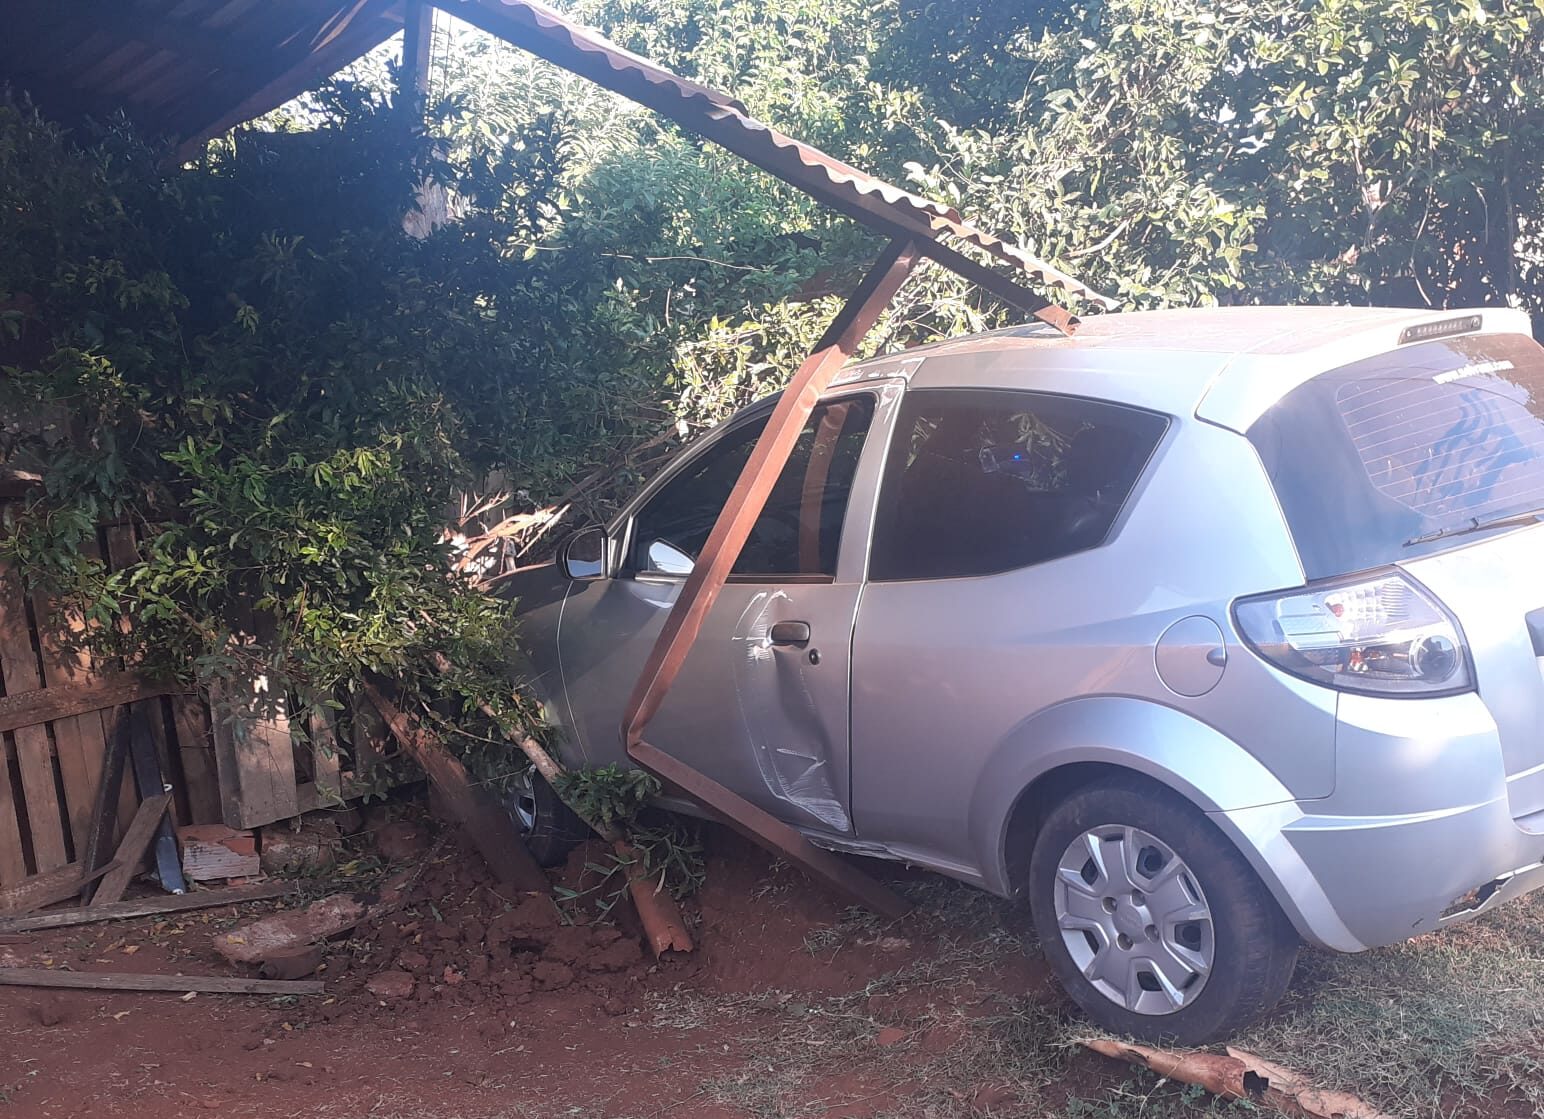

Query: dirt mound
[325,832,650,1015]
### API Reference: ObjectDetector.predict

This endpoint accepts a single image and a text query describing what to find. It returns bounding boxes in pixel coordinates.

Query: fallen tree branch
[362,680,550,894]
[1080,1038,1396,1119]
[463,422,683,580]
[428,650,693,956]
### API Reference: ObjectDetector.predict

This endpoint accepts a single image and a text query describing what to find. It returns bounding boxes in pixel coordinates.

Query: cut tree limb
[361,681,549,893]
[427,650,692,955]
[1079,1038,1396,1119]
[0,967,322,996]
[212,893,366,964]
[0,881,294,933]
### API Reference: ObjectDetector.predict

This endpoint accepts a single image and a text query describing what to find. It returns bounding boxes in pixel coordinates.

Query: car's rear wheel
[1028,776,1298,1044]
[506,769,589,868]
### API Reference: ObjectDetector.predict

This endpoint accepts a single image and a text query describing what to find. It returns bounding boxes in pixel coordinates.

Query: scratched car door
[555,390,884,833]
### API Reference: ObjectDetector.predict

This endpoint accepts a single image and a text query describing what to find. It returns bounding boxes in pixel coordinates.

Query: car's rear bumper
[1224,793,1544,951]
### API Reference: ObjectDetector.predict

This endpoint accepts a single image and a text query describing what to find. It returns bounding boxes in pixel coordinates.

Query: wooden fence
[0,506,382,891]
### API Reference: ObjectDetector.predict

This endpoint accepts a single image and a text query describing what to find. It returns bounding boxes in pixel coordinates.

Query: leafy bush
[0,93,582,760]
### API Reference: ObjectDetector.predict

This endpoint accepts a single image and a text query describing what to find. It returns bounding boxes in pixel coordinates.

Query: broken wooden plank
[301,705,343,809]
[0,858,122,915]
[31,582,111,852]
[77,708,131,903]
[170,695,221,823]
[102,525,156,841]
[0,880,293,933]
[0,967,323,996]
[0,724,26,887]
[89,792,172,907]
[0,672,178,736]
[77,703,129,901]
[208,674,300,830]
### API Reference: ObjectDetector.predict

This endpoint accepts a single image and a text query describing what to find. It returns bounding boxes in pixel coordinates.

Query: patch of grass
[632,877,1544,1118]
[801,905,883,955]
[1229,892,1544,1117]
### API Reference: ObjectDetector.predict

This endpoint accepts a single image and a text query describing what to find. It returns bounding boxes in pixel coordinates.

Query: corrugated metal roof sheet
[1,1,405,145]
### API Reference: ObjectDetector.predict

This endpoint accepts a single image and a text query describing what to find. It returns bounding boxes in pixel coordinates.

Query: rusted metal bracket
[621,239,922,919]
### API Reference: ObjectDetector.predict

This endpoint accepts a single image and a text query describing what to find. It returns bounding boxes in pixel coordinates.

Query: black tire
[507,771,589,868]
[1027,776,1299,1045]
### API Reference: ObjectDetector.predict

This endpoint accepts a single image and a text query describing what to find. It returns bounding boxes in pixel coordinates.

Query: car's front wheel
[506,769,589,868]
[1027,776,1298,1044]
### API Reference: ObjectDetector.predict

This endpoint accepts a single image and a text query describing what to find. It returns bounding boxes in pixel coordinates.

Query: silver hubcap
[511,770,537,832]
[1053,825,1215,1015]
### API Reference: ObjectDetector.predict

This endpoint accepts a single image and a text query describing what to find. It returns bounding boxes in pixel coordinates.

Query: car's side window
[868,389,1168,581]
[629,395,876,578]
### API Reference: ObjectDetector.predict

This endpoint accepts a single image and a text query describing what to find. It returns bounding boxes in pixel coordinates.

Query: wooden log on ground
[361,681,550,894]
[0,967,323,996]
[0,881,293,933]
[426,650,692,955]
[1079,1039,1396,1119]
[212,893,366,964]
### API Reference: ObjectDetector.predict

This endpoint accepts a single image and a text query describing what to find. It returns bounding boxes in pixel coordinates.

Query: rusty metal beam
[915,237,1079,335]
[621,238,922,919]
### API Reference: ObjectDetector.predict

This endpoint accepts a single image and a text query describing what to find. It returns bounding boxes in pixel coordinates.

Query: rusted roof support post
[621,238,922,919]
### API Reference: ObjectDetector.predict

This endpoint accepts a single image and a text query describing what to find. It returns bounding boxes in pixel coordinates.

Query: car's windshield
[1248,332,1544,579]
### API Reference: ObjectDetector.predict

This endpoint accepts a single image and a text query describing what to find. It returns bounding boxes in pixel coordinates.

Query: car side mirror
[558,525,608,581]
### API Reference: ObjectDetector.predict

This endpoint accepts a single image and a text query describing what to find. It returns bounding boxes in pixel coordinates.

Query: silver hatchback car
[506,306,1544,1042]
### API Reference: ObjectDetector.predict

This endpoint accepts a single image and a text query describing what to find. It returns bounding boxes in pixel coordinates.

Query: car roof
[839,306,1534,431]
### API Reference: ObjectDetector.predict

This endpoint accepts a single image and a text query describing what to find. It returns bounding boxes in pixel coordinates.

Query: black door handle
[769,621,812,646]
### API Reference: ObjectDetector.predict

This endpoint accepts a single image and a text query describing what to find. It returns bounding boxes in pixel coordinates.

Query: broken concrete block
[177,825,260,882]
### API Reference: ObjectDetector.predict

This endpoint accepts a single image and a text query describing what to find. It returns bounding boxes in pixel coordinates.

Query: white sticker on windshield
[1434,358,1515,385]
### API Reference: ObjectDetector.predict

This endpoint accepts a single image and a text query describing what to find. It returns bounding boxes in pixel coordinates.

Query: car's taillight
[1234,570,1472,696]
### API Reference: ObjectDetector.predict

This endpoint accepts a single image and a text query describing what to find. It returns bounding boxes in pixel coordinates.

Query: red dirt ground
[0,813,1081,1119]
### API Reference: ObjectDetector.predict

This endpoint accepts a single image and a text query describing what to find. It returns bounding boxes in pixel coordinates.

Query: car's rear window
[1247,332,1544,579]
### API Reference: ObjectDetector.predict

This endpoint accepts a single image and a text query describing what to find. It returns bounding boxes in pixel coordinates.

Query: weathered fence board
[0,504,385,885]
[31,580,109,852]
[0,566,69,873]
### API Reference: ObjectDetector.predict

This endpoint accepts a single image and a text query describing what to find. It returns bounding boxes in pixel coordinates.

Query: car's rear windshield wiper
[1405,509,1544,547]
